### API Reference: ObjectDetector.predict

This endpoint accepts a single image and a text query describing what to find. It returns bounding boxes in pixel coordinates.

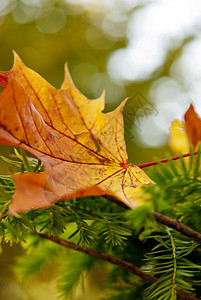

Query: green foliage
[15,236,61,280]
[143,230,201,299]
[0,150,131,249]
[96,213,132,249]
[1,150,201,299]
[102,286,147,300]
[57,252,96,299]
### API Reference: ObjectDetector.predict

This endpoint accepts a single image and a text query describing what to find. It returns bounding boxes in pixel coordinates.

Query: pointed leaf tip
[185,104,201,148]
[169,103,201,152]
[0,52,153,213]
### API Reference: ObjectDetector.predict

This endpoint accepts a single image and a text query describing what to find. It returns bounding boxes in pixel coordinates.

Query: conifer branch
[152,211,201,244]
[105,196,201,245]
[38,231,156,283]
[137,151,197,168]
[37,232,200,300]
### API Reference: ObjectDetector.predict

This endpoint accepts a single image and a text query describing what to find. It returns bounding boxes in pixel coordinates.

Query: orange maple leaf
[0,52,154,214]
[169,104,201,153]
[184,104,201,148]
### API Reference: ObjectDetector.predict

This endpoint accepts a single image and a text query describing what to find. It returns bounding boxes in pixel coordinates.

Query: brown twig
[105,195,201,246]
[152,211,201,244]
[38,232,200,300]
[38,231,156,283]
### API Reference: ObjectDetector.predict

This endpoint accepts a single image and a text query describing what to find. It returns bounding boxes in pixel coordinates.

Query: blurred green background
[0,0,201,299]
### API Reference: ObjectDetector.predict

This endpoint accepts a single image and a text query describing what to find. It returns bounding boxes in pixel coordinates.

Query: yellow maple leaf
[169,120,189,153]
[0,52,154,214]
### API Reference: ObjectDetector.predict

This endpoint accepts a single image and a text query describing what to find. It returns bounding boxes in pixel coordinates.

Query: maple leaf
[184,104,201,147]
[169,104,201,153]
[169,120,189,153]
[0,52,154,214]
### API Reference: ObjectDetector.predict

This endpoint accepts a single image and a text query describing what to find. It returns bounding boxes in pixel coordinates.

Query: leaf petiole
[137,151,198,169]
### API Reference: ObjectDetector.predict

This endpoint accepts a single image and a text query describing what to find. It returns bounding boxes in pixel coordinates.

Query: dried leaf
[0,52,154,214]
[184,104,201,148]
[169,104,201,152]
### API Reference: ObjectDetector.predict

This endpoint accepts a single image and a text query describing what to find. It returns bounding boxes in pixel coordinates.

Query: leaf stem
[137,151,197,169]
[37,232,199,300]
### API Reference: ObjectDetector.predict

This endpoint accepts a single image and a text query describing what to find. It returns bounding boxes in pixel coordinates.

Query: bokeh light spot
[36,7,66,34]
[86,25,114,50]
[0,0,16,16]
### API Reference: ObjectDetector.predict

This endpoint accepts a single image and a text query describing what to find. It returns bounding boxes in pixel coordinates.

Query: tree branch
[152,211,201,244]
[38,231,156,283]
[105,195,201,245]
[37,232,200,300]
